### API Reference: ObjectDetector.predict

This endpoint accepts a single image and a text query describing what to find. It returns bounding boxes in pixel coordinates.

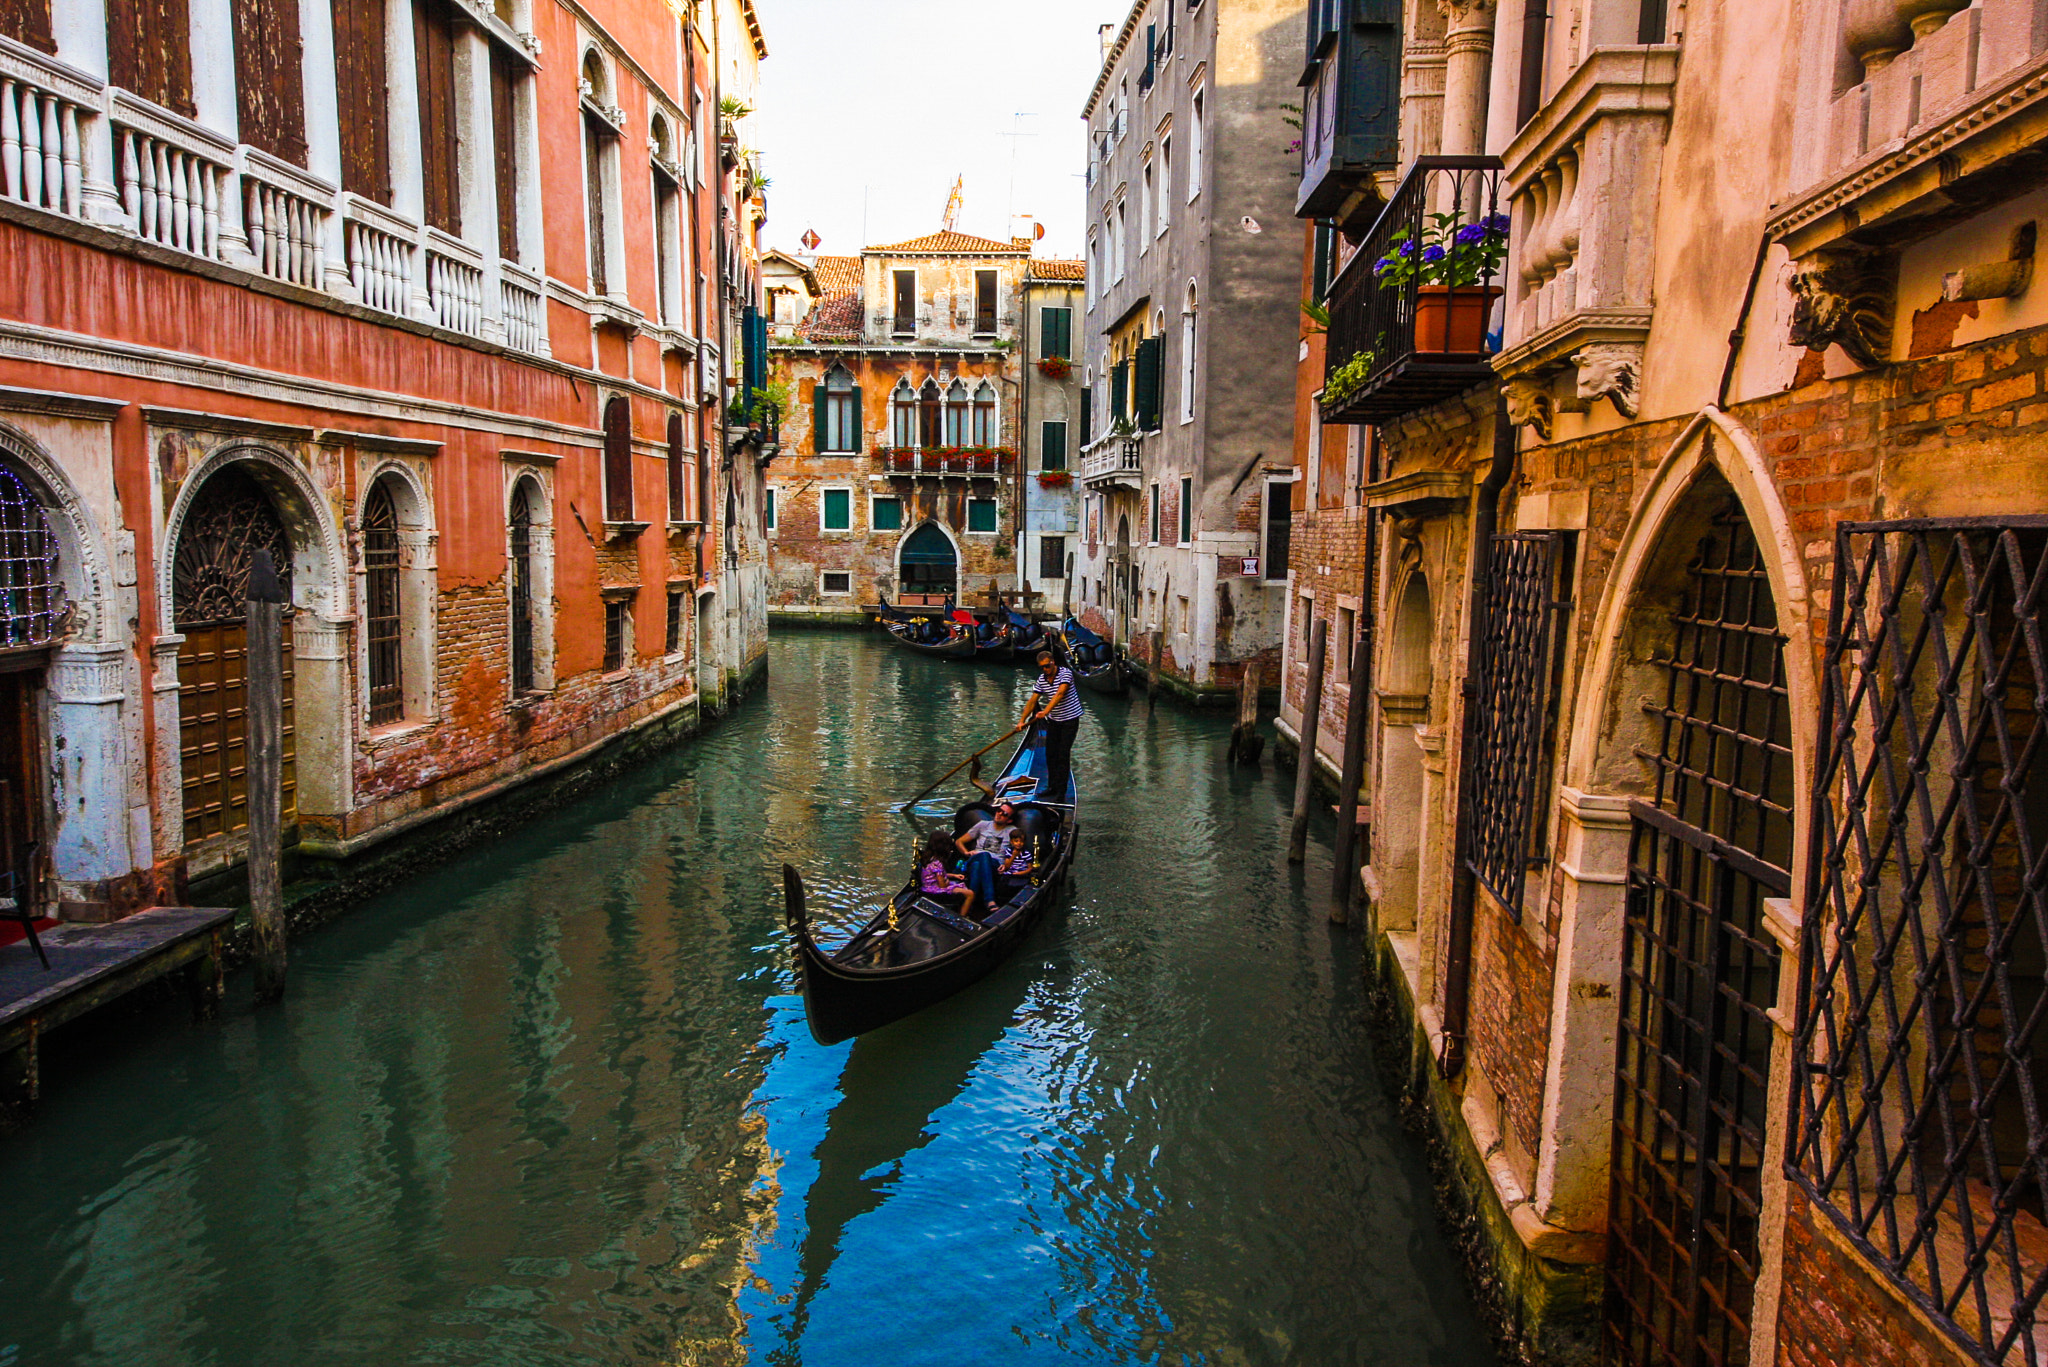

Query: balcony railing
[344,199,418,318]
[1080,436,1143,487]
[0,61,91,219]
[241,150,330,289]
[113,101,233,263]
[1320,155,1505,425]
[880,446,1015,479]
[500,264,544,353]
[425,232,485,338]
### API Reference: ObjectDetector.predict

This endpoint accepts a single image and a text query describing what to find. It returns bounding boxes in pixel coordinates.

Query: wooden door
[173,467,297,848]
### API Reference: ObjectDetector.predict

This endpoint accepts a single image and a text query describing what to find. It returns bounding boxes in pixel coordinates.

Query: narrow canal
[0,634,1498,1367]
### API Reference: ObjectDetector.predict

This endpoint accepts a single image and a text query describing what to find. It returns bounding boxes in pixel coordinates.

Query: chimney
[1098,23,1115,61]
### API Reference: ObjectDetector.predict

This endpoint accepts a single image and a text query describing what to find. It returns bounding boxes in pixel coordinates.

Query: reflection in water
[0,635,1496,1367]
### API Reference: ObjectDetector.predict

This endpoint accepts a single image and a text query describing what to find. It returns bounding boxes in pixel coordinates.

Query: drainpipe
[1329,436,1380,923]
[1015,279,1031,606]
[1439,393,1516,1079]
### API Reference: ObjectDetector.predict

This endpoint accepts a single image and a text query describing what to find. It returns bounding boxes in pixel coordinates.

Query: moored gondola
[784,731,1078,1045]
[1058,617,1127,695]
[971,613,1014,663]
[1005,609,1049,661]
[878,600,979,659]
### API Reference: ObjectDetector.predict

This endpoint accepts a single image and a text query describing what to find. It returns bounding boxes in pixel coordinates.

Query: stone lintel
[318,430,445,457]
[142,407,317,445]
[0,384,128,421]
[1362,468,1472,516]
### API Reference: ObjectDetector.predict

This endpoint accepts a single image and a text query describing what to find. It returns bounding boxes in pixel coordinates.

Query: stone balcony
[1079,436,1143,488]
[1492,46,1679,439]
[879,447,1015,481]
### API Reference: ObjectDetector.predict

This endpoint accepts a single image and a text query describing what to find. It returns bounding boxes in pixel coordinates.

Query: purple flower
[1453,222,1490,246]
[1373,256,1395,277]
[1422,245,1446,264]
[1482,212,1511,232]
[1399,239,1417,257]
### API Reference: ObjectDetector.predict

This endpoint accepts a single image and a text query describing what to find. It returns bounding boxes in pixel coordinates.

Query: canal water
[0,635,1498,1367]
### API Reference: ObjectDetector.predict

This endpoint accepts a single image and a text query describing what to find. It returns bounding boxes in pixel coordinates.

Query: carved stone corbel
[1788,249,1894,369]
[1503,377,1553,439]
[1570,343,1641,419]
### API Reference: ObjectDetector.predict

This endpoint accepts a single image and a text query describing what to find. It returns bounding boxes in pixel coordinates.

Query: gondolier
[1019,650,1083,806]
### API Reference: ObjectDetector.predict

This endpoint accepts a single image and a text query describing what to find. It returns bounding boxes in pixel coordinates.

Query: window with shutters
[1134,335,1163,431]
[363,479,403,726]
[0,0,55,55]
[413,0,460,235]
[234,0,308,165]
[763,486,776,531]
[893,270,916,335]
[603,397,633,522]
[490,45,521,261]
[1180,291,1198,423]
[1140,159,1154,256]
[967,499,998,534]
[1188,87,1205,202]
[652,167,680,322]
[582,50,618,298]
[974,270,998,333]
[818,364,858,453]
[821,487,851,532]
[891,380,918,449]
[1110,360,1129,424]
[1079,385,1092,447]
[666,412,690,523]
[333,0,391,203]
[972,382,997,445]
[1039,306,1072,360]
[941,381,968,446]
[1157,135,1172,236]
[107,0,196,117]
[871,496,902,532]
[1041,420,1068,471]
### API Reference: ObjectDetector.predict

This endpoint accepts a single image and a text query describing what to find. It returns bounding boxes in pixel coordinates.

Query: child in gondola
[994,827,1038,903]
[918,831,979,922]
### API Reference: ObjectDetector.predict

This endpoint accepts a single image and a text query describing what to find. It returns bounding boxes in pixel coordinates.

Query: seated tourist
[955,802,1018,906]
[918,831,978,923]
[995,828,1038,900]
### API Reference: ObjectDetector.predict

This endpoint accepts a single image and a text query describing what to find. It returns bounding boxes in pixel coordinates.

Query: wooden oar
[895,725,1023,811]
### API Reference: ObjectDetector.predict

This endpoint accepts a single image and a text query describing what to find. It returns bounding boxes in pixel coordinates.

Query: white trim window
[820,484,853,533]
[870,494,904,533]
[1113,198,1128,283]
[966,497,999,535]
[1187,86,1205,202]
[1180,289,1198,424]
[1157,133,1172,237]
[764,485,778,533]
[820,570,853,596]
[1139,155,1154,257]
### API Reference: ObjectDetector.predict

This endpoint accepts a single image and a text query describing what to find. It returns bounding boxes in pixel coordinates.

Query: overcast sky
[752,0,1126,261]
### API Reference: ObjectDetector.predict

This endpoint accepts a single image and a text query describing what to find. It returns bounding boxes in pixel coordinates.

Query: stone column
[1438,0,1499,157]
[46,644,140,895]
[291,613,355,828]
[297,0,353,295]
[383,0,433,318]
[454,24,505,342]
[149,636,185,857]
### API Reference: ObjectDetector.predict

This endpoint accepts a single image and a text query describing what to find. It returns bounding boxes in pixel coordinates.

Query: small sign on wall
[1238,557,1260,578]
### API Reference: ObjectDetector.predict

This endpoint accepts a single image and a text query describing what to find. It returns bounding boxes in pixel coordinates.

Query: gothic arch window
[918,378,942,449]
[172,464,296,846]
[0,462,62,649]
[509,479,536,694]
[362,477,402,725]
[819,363,858,454]
[891,379,918,449]
[971,381,997,446]
[603,395,633,521]
[943,379,970,446]
[581,49,620,296]
[505,470,555,696]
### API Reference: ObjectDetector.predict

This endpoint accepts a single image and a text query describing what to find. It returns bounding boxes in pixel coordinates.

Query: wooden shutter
[811,378,826,455]
[490,46,519,261]
[107,0,196,118]
[0,0,55,55]
[849,386,863,454]
[412,0,459,235]
[666,413,685,522]
[1135,336,1162,430]
[234,0,309,165]
[333,0,391,203]
[603,397,633,522]
[584,112,609,294]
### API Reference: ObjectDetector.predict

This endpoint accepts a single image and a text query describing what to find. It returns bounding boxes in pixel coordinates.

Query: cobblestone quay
[0,634,1495,1366]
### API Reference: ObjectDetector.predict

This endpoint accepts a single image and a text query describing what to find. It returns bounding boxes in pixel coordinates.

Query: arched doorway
[0,460,62,890]
[1113,514,1131,639]
[173,465,296,848]
[898,522,956,603]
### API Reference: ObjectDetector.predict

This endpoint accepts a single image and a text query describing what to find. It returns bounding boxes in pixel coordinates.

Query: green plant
[718,96,752,119]
[737,379,790,425]
[1323,348,1379,406]
[1373,211,1510,290]
[1280,102,1303,132]
[1300,299,1330,335]
[1109,417,1136,438]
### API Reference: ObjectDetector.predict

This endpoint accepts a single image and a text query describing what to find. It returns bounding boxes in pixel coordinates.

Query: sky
[751,0,1128,262]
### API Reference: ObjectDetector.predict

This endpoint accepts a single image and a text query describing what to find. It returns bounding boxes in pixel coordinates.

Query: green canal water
[0,634,1499,1367]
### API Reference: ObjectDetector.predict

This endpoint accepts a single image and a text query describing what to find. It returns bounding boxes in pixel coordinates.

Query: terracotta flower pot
[1413,285,1502,355]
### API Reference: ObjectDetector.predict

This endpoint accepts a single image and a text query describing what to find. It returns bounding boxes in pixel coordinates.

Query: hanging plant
[1037,470,1073,489]
[1036,356,1073,381]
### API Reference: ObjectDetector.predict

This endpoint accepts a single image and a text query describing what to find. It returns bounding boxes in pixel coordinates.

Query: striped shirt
[1002,840,1035,875]
[1032,666,1083,722]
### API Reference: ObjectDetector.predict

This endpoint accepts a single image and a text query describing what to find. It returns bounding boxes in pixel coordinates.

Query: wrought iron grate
[1462,529,1572,917]
[1605,499,1791,1367]
[509,483,535,694]
[363,481,402,727]
[0,462,60,648]
[1791,517,2048,1367]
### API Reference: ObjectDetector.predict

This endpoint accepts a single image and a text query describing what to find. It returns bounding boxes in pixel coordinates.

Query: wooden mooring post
[1288,618,1328,862]
[247,549,288,1002]
[1227,659,1263,765]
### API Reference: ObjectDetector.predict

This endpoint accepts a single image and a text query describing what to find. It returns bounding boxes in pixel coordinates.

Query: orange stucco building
[0,0,769,916]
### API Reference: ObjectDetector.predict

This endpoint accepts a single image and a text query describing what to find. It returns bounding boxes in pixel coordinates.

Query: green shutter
[823,487,850,530]
[1179,475,1192,543]
[1059,309,1073,358]
[1135,336,1162,430]
[873,496,902,531]
[849,384,863,453]
[812,378,826,454]
[1079,386,1092,447]
[1041,420,1067,470]
[968,499,997,533]
[1040,307,1072,358]
[1110,362,1128,423]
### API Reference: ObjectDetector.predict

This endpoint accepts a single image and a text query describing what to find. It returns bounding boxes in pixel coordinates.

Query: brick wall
[1776,1188,1970,1367]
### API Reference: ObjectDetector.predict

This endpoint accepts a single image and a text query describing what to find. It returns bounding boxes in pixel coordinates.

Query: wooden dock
[0,906,235,1107]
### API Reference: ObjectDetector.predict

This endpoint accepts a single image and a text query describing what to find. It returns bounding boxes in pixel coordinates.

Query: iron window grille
[1604,499,1792,1367]
[1790,517,2048,1367]
[665,589,684,654]
[509,484,535,694]
[0,463,61,647]
[1460,530,1573,917]
[362,481,403,727]
[603,598,627,673]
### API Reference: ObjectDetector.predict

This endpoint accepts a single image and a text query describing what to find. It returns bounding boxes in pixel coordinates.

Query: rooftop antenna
[942,175,964,232]
[997,113,1037,238]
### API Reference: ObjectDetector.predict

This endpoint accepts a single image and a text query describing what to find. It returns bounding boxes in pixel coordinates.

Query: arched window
[509,481,535,693]
[603,396,633,521]
[818,363,858,453]
[582,50,618,296]
[898,522,957,599]
[0,463,60,648]
[650,113,683,326]
[918,379,942,449]
[943,379,970,446]
[891,379,918,449]
[971,381,997,446]
[363,478,402,726]
[1180,283,1198,423]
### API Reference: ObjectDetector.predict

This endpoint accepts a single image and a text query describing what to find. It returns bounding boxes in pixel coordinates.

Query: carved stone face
[1571,347,1634,401]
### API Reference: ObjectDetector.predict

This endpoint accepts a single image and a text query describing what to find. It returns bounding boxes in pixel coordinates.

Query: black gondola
[784,731,1078,1045]
[1005,609,1049,661]
[880,602,978,659]
[971,614,1014,663]
[1058,617,1127,695]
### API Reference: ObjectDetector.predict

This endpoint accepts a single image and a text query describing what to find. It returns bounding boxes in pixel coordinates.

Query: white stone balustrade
[0,70,86,219]
[500,265,544,353]
[1827,0,2040,176]
[240,151,329,289]
[112,97,234,263]
[425,236,485,338]
[344,201,418,319]
[1080,438,1144,487]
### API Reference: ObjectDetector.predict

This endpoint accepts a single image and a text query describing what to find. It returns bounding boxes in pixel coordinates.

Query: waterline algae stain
[0,636,1496,1367]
